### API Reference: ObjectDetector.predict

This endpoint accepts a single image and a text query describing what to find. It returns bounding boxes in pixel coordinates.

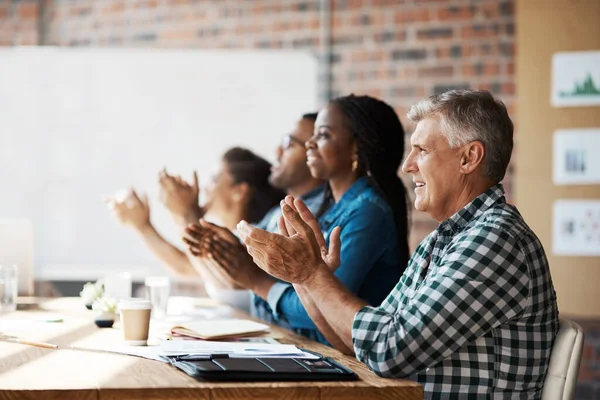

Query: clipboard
[164,349,358,381]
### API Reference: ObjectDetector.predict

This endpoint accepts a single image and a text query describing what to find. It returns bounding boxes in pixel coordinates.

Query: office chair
[542,318,585,400]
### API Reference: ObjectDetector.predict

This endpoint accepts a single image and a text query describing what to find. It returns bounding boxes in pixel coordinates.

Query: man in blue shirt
[255,112,325,232]
[251,113,326,324]
[182,112,326,323]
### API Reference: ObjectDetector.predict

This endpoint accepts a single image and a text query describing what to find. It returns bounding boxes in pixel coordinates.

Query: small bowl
[94,312,116,328]
[94,319,115,328]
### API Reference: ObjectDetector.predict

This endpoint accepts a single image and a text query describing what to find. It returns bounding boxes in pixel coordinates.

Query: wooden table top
[0,297,422,400]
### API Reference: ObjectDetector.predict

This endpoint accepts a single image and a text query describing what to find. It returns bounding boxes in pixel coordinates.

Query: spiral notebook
[170,319,270,340]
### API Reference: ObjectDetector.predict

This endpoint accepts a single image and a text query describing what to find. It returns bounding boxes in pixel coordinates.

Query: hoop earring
[352,160,358,172]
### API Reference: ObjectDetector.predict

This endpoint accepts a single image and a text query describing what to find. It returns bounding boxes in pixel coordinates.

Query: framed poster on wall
[552,51,600,107]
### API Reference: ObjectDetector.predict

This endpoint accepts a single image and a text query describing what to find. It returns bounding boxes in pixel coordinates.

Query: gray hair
[407,90,514,183]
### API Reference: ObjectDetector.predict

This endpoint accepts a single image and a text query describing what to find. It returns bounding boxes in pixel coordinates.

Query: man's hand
[237,200,333,284]
[105,189,151,231]
[158,168,202,220]
[278,196,341,272]
[183,220,274,293]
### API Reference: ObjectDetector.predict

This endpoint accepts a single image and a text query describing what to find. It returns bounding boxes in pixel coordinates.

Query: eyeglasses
[281,135,305,150]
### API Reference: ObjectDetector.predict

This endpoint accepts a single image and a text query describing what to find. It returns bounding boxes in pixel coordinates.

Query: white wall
[0,47,318,281]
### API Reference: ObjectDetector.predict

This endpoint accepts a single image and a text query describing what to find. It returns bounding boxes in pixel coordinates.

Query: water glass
[104,271,132,302]
[0,264,18,313]
[145,276,170,320]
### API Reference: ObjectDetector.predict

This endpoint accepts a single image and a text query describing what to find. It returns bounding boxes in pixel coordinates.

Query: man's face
[269,118,315,190]
[401,116,463,222]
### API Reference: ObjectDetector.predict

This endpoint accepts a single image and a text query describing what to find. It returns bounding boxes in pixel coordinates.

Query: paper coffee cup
[119,299,152,346]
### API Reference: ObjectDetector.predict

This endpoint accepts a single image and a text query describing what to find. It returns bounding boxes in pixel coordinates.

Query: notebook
[165,351,358,381]
[170,319,270,340]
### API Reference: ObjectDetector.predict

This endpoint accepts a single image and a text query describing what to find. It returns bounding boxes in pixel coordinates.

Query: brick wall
[1,0,516,250]
[0,0,39,45]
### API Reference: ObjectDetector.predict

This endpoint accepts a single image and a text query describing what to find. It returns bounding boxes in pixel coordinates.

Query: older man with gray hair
[236,90,559,399]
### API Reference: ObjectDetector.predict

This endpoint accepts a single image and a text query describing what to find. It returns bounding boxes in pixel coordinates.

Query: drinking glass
[0,264,18,313]
[104,271,132,302]
[145,276,170,320]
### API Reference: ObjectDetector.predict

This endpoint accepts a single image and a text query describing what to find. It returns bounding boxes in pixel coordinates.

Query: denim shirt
[254,185,326,233]
[255,177,406,345]
[251,184,326,324]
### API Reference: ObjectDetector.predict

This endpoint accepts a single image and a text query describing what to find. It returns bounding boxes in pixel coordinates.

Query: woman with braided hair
[188,94,411,347]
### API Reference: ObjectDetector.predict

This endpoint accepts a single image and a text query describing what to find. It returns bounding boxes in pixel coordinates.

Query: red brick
[374,31,406,43]
[480,2,500,19]
[438,5,475,21]
[372,0,410,6]
[502,82,515,95]
[161,28,196,42]
[416,27,453,40]
[462,24,501,39]
[418,65,454,78]
[463,62,501,77]
[308,18,320,30]
[394,8,430,24]
[134,0,158,9]
[69,4,93,17]
[506,62,515,75]
[18,3,37,19]
[350,49,385,63]
[333,0,364,10]
[102,2,124,15]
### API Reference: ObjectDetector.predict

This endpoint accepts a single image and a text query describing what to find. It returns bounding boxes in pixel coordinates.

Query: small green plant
[92,296,118,315]
[80,279,104,305]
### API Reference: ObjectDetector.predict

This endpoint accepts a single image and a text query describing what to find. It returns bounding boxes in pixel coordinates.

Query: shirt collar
[299,183,326,201]
[438,183,506,234]
[323,177,371,224]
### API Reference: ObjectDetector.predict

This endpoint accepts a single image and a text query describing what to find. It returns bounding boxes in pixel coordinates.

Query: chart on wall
[553,200,600,256]
[553,128,600,185]
[552,51,600,107]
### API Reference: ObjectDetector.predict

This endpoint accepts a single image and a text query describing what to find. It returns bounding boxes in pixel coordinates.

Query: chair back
[542,318,584,400]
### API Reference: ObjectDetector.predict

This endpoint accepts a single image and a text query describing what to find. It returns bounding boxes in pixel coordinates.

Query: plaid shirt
[352,184,558,399]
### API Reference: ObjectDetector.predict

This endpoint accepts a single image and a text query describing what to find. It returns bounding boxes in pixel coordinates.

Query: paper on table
[159,340,320,359]
[70,344,168,363]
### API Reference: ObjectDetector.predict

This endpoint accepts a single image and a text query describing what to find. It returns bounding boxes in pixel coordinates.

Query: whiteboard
[0,47,318,281]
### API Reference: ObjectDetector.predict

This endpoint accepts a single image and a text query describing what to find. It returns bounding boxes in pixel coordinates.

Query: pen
[0,337,59,349]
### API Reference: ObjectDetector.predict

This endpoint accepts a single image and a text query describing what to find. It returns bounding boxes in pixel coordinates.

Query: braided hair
[222,147,286,223]
[316,94,410,257]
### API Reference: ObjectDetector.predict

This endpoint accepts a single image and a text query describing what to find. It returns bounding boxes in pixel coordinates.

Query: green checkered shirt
[352,184,558,399]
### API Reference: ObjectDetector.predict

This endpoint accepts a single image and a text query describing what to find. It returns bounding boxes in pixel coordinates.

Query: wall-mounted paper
[552,51,600,107]
[553,200,600,256]
[553,128,600,185]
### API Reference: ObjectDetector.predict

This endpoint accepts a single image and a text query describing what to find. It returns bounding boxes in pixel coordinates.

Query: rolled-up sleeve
[352,227,530,378]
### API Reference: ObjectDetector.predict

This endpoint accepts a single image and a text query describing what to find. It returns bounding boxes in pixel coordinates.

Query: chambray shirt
[254,185,326,233]
[251,184,326,324]
[256,177,408,344]
[352,184,559,399]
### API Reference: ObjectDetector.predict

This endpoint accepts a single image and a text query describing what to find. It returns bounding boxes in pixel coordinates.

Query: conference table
[0,297,422,400]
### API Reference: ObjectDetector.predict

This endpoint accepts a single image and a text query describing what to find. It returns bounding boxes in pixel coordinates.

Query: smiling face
[305,104,356,181]
[401,116,465,222]
[204,161,247,213]
[269,117,315,191]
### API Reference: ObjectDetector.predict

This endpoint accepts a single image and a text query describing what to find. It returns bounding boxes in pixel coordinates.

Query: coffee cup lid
[118,299,152,310]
